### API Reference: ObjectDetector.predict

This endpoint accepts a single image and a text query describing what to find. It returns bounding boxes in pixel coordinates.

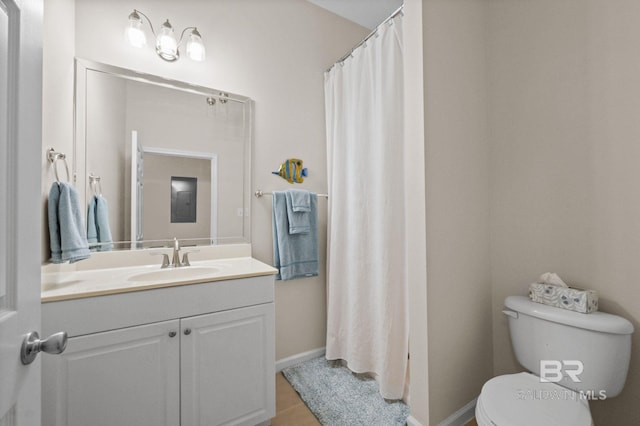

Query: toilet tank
[504,295,634,398]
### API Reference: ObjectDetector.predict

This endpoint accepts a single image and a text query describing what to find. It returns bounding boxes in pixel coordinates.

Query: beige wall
[423,1,494,424]
[42,0,367,361]
[403,0,429,422]
[42,0,75,262]
[488,1,640,424]
[143,155,211,241]
[417,1,640,424]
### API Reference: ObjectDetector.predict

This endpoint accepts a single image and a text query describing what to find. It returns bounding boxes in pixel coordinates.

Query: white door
[0,0,44,424]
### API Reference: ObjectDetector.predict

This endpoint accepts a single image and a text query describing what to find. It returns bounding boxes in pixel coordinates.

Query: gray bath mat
[282,356,410,425]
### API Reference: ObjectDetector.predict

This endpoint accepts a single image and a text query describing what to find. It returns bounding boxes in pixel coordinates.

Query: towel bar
[254,189,328,198]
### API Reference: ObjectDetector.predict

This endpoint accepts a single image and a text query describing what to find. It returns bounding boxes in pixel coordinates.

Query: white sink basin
[127,266,220,283]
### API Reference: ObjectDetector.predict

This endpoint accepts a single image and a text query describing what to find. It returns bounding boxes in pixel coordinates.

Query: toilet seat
[476,372,592,426]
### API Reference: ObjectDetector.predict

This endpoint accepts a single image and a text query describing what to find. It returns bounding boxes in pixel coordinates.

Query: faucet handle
[149,252,170,268]
[181,249,200,267]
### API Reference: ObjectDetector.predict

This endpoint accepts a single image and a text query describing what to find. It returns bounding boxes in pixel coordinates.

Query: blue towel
[287,189,311,212]
[87,197,97,246]
[285,189,311,234]
[273,191,318,280]
[48,182,91,264]
[87,195,113,252]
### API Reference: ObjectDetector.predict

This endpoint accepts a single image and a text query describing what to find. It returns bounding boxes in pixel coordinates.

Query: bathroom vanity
[41,248,276,426]
[40,60,271,425]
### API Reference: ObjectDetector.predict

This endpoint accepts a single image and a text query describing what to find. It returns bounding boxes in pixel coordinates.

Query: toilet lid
[478,372,592,426]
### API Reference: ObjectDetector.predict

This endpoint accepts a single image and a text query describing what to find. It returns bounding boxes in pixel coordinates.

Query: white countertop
[42,256,277,303]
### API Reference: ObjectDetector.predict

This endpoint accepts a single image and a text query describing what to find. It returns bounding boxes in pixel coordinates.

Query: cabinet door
[42,320,180,426]
[181,303,275,426]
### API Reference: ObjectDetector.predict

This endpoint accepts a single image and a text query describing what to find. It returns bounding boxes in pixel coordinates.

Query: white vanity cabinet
[43,320,181,426]
[42,274,275,426]
[180,304,274,426]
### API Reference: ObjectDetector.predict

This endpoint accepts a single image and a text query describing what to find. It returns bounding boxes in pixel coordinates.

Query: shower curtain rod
[325,5,404,73]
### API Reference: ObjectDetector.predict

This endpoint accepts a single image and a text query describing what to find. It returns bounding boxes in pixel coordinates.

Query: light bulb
[156,19,179,61]
[186,28,205,61]
[126,10,146,48]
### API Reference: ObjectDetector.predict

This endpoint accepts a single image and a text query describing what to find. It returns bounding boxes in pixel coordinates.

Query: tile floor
[271,372,479,426]
[271,372,320,425]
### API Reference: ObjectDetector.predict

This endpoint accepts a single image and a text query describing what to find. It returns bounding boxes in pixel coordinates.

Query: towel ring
[89,174,102,196]
[47,148,70,183]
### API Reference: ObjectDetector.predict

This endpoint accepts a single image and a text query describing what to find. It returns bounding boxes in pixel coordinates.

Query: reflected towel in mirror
[87,195,113,251]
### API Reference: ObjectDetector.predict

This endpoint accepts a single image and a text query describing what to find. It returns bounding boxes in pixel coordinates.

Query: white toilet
[476,295,634,426]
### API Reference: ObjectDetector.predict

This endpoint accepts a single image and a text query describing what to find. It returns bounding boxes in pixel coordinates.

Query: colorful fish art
[272,158,308,184]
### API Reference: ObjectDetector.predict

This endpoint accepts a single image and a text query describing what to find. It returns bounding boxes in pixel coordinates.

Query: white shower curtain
[324,13,407,400]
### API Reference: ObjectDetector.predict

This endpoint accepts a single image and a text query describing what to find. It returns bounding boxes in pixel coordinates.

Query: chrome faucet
[172,237,182,267]
[150,238,197,268]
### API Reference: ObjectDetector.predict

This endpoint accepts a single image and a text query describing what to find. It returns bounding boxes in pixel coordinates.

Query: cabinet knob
[168,331,177,338]
[184,328,192,335]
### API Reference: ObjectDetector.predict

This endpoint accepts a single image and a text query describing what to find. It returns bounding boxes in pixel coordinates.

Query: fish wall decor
[272,158,308,184]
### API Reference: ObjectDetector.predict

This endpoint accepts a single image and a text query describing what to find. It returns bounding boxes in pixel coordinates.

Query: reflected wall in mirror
[75,59,252,250]
[131,142,218,243]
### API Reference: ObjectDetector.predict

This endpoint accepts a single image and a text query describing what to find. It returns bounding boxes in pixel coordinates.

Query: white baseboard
[437,398,477,426]
[406,415,423,426]
[275,347,326,372]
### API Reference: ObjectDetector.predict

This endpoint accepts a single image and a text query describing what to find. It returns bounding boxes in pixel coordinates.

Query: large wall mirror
[74,59,252,250]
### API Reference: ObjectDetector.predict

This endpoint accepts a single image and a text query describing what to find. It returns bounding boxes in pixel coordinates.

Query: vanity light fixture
[126,9,205,62]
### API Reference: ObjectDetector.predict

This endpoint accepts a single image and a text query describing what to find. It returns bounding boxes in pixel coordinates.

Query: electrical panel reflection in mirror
[171,176,197,223]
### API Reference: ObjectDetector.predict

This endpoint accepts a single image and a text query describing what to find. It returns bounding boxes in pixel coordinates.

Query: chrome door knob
[21,331,68,365]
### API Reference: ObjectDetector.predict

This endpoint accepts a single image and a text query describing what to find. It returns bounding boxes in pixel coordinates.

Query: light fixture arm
[133,9,156,38]
[178,26,198,47]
